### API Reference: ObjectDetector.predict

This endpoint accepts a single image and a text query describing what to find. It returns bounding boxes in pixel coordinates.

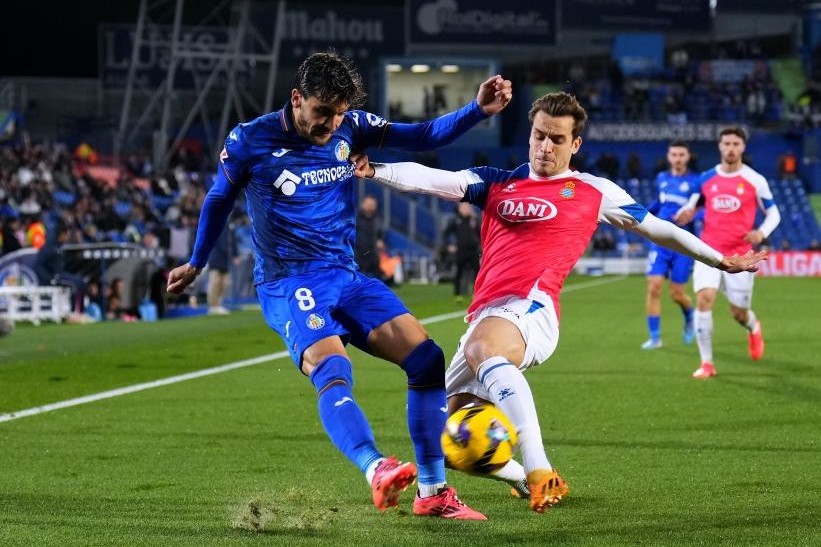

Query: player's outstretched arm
[351,154,469,201]
[166,168,240,295]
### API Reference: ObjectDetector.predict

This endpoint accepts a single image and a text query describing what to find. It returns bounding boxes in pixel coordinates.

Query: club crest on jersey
[560,181,575,199]
[737,183,745,195]
[498,197,558,222]
[711,194,741,213]
[306,313,326,330]
[334,140,351,161]
[679,182,690,192]
[503,183,517,193]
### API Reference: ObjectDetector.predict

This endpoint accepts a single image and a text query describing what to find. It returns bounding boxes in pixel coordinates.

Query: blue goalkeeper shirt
[189,100,488,284]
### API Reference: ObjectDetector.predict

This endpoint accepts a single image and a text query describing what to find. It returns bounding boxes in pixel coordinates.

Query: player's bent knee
[400,338,445,388]
[309,354,353,394]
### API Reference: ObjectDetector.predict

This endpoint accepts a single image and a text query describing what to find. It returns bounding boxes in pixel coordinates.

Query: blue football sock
[647,315,661,340]
[401,339,447,486]
[310,355,382,474]
[683,306,694,326]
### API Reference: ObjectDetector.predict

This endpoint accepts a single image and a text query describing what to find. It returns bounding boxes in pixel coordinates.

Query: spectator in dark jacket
[443,202,481,301]
[354,195,384,279]
[34,224,85,313]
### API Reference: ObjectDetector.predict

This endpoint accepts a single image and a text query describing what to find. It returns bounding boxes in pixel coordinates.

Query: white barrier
[0,286,72,325]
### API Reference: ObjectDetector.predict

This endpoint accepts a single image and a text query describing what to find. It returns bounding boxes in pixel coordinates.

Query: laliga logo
[498,197,557,222]
[711,194,741,213]
[417,0,458,34]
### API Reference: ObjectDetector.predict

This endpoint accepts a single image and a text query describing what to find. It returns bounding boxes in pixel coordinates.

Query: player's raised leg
[367,307,485,519]
[461,314,568,513]
[303,338,415,511]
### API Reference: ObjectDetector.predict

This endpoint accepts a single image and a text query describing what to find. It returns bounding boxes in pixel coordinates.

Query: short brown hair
[669,139,690,150]
[719,126,748,142]
[528,92,588,139]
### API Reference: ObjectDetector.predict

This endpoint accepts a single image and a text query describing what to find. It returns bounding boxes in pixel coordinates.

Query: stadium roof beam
[113,0,287,172]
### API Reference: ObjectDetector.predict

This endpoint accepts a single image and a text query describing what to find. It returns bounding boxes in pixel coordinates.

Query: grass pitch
[1,276,819,546]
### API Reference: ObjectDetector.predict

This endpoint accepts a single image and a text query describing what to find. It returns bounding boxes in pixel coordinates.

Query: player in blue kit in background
[167,52,512,520]
[641,141,699,350]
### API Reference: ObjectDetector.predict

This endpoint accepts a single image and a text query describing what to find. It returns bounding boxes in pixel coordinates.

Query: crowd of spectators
[523,38,821,131]
[0,140,254,319]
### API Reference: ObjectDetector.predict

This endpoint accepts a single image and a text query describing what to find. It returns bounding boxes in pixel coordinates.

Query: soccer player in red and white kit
[351,93,766,514]
[675,127,780,379]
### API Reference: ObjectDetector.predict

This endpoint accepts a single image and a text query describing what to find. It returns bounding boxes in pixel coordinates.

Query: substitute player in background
[167,52,513,519]
[352,92,766,514]
[675,127,780,379]
[640,141,699,350]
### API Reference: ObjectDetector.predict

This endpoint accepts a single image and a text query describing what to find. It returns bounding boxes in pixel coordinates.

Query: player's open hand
[673,206,696,226]
[743,229,766,245]
[167,263,201,295]
[476,75,513,116]
[719,250,768,273]
[350,153,375,178]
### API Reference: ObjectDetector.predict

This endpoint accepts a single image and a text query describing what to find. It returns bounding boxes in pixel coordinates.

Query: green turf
[1,277,819,546]
[810,193,821,225]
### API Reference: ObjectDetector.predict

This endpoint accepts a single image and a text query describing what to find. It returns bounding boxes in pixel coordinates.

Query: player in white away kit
[351,93,766,514]
[675,126,780,379]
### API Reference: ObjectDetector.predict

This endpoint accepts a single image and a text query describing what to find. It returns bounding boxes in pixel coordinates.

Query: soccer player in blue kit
[167,52,512,520]
[641,141,699,350]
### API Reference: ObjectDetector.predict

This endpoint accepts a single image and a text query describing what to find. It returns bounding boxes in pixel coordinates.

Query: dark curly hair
[294,51,366,108]
[528,92,588,139]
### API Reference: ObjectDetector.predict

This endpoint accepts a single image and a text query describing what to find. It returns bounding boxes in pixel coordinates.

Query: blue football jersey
[219,101,486,284]
[652,171,699,224]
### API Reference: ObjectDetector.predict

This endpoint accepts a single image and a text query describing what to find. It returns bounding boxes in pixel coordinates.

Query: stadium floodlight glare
[440,64,460,73]
[411,64,431,73]
[386,64,403,72]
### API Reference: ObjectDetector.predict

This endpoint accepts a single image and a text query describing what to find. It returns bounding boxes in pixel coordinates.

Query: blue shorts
[646,244,694,284]
[256,265,410,368]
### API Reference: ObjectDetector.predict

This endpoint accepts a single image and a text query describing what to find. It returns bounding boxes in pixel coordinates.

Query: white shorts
[692,261,755,308]
[445,287,560,400]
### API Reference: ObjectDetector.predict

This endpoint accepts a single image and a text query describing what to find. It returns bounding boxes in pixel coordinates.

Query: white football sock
[695,310,714,363]
[365,458,384,485]
[418,482,447,498]
[477,356,551,473]
[490,459,527,484]
[744,310,758,331]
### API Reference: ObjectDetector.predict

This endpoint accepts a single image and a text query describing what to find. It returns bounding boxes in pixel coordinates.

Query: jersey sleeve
[463,166,505,209]
[219,124,253,185]
[750,170,776,208]
[592,177,650,228]
[351,101,486,151]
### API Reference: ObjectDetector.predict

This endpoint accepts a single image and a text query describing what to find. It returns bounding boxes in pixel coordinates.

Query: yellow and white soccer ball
[441,403,518,474]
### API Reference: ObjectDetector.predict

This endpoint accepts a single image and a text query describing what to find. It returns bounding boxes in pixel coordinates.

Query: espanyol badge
[560,181,575,199]
[306,313,326,330]
[334,140,351,161]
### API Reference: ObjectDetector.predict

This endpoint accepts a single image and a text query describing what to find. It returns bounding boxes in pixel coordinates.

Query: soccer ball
[441,403,518,474]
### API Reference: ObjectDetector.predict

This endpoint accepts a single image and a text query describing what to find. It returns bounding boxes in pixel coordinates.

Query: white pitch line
[0,276,626,424]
